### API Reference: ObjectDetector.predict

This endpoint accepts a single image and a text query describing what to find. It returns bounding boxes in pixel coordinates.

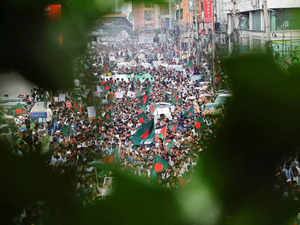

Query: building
[223,0,300,55]
[174,0,202,27]
[132,2,161,32]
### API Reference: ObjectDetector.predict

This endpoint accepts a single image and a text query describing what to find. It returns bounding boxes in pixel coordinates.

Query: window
[252,11,261,31]
[252,39,261,48]
[270,9,300,31]
[144,3,153,8]
[239,13,249,30]
[144,10,152,21]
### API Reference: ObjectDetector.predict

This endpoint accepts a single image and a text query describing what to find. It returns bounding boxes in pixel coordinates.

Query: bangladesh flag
[104,111,112,122]
[168,124,177,132]
[182,137,191,146]
[108,102,115,110]
[160,125,167,139]
[130,119,155,146]
[16,103,25,115]
[62,124,71,137]
[188,60,195,68]
[195,117,205,130]
[140,93,150,106]
[166,140,174,153]
[137,112,147,124]
[138,105,146,115]
[150,104,155,114]
[171,93,179,105]
[152,155,168,174]
[185,108,195,118]
[73,102,81,113]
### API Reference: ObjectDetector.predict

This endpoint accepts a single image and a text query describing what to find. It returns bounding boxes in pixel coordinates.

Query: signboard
[31,112,47,119]
[59,93,66,102]
[87,106,96,120]
[203,0,213,23]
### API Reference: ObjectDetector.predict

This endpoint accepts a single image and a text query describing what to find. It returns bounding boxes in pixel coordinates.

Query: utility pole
[263,0,271,47]
[212,0,216,76]
[169,0,172,29]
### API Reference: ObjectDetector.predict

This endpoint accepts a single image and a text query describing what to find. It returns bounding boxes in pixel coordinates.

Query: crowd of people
[276,152,300,201]
[2,33,225,206]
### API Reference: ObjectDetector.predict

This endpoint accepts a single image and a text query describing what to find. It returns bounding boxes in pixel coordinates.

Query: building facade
[223,0,300,55]
[132,2,161,31]
[174,0,202,27]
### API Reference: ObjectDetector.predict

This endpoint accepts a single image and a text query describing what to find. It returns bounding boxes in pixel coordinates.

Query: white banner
[59,94,66,102]
[87,106,96,119]
[115,92,124,99]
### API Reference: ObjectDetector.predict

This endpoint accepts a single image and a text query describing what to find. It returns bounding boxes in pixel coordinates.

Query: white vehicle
[168,65,185,72]
[153,102,174,125]
[113,74,130,83]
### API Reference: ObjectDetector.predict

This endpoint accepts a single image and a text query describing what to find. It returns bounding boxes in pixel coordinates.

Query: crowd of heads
[4,36,225,205]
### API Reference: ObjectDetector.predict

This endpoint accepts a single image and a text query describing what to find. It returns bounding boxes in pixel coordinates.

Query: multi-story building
[223,0,300,55]
[174,0,202,27]
[132,2,161,32]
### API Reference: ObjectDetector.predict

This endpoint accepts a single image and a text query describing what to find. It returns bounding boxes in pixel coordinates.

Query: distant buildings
[223,0,300,54]
[132,2,161,32]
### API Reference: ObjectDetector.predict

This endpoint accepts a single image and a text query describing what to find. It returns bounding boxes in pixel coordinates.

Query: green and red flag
[130,119,154,146]
[152,155,168,175]
[107,102,115,110]
[182,137,191,146]
[140,93,150,106]
[168,124,177,132]
[188,60,196,68]
[184,107,195,118]
[15,103,25,115]
[195,117,205,130]
[73,102,81,113]
[160,125,167,139]
[166,140,174,153]
[62,124,71,137]
[104,111,112,122]
[137,112,147,124]
[171,92,179,105]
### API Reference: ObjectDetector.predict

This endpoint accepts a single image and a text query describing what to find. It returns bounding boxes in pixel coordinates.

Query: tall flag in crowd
[131,119,155,146]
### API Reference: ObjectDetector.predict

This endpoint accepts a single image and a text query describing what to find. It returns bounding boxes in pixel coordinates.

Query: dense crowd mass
[1,34,226,209]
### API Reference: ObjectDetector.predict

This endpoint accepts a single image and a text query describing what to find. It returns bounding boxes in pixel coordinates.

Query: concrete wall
[268,0,300,9]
